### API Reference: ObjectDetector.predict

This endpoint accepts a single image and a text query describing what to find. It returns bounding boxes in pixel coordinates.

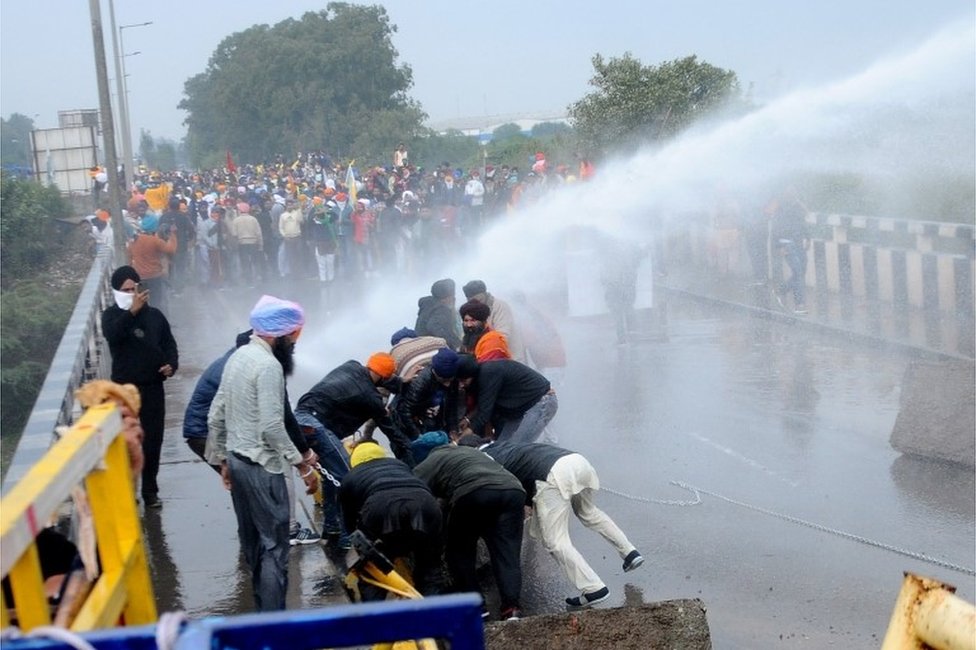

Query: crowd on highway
[87,148,596,307]
[87,147,647,622]
[81,145,818,623]
[101,257,644,621]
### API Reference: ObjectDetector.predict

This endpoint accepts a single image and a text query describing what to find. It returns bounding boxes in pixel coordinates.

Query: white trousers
[532,454,636,594]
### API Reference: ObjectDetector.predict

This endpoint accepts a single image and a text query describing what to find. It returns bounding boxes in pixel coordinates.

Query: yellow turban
[350,442,387,468]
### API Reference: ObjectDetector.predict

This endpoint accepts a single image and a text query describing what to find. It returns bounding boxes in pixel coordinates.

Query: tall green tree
[569,54,741,157]
[179,3,425,166]
[1,113,36,170]
[139,130,178,171]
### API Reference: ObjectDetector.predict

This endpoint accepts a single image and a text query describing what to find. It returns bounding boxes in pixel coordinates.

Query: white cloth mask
[113,289,134,310]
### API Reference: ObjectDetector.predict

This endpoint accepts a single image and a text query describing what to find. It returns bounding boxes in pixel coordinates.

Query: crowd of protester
[87,148,598,305]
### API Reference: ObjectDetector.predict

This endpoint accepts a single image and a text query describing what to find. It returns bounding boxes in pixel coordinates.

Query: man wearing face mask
[207,295,318,612]
[102,265,179,509]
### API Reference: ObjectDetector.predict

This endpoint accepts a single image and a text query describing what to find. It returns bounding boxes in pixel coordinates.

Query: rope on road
[602,482,703,506]
[606,480,976,577]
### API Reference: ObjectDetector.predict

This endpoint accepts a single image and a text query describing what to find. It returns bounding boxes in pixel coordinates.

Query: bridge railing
[0,401,157,632]
[2,249,114,495]
[679,212,974,317]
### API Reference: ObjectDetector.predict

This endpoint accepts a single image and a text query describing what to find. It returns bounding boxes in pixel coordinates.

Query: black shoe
[142,494,162,509]
[622,549,644,572]
[565,586,610,611]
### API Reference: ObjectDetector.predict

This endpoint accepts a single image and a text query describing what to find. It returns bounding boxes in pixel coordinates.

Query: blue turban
[390,327,417,346]
[249,295,305,338]
[431,348,460,379]
[411,431,450,464]
[140,214,159,233]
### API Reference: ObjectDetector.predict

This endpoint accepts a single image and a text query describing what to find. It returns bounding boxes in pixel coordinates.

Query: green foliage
[530,121,572,138]
[0,280,79,436]
[139,130,179,171]
[410,129,481,171]
[492,123,525,141]
[0,172,69,283]
[1,113,36,170]
[180,3,425,166]
[569,53,741,157]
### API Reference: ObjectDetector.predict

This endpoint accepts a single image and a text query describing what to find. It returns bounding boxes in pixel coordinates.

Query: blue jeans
[496,392,559,444]
[780,241,808,307]
[295,410,351,536]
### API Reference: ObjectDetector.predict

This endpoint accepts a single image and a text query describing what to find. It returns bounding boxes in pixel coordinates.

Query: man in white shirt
[463,170,486,236]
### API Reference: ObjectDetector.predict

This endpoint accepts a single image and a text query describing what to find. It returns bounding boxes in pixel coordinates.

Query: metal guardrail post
[880,573,976,650]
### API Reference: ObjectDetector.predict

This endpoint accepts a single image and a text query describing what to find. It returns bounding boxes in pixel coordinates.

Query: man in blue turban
[207,295,318,612]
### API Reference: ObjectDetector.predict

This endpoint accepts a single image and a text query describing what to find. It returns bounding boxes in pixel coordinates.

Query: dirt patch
[484,599,711,650]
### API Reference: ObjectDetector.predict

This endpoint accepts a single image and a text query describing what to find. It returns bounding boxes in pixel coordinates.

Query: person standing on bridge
[102,265,179,509]
[770,186,810,315]
[207,295,319,612]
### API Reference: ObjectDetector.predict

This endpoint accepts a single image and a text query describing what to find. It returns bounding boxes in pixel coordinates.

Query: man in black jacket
[339,441,444,600]
[455,355,557,443]
[460,436,644,611]
[102,265,179,508]
[393,348,462,441]
[295,353,413,545]
[413,441,525,621]
[414,278,461,349]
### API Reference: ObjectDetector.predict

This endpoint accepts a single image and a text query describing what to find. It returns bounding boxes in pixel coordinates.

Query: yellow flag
[345,162,357,204]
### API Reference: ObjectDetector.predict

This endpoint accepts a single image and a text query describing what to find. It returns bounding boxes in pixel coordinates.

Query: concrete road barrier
[890,359,976,468]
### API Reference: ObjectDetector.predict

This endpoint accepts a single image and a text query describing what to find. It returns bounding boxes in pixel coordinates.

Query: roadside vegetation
[0,172,81,463]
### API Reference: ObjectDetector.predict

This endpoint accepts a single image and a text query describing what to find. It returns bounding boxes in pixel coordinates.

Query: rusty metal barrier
[880,573,975,650]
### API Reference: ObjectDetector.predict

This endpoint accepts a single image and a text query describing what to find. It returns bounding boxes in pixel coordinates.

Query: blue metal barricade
[2,594,485,650]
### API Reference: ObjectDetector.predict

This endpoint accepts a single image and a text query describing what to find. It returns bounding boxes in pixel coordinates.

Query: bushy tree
[530,121,572,138]
[139,130,178,171]
[569,54,741,157]
[179,3,425,166]
[1,113,36,171]
[492,123,525,141]
[0,172,69,283]
[1,280,78,436]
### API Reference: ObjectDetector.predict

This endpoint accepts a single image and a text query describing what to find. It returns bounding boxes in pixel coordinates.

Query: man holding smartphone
[102,265,179,508]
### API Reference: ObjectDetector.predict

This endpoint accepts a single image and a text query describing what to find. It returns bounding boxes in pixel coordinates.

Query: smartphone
[133,282,142,294]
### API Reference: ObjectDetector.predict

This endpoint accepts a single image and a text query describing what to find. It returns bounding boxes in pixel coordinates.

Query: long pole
[106,0,129,194]
[88,0,127,261]
[119,27,134,189]
[117,21,151,187]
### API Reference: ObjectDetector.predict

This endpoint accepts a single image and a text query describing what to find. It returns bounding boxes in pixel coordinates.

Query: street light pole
[115,16,152,191]
[87,0,127,261]
[107,0,128,194]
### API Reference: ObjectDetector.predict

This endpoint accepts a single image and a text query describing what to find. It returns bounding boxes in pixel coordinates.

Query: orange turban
[475,330,511,362]
[366,352,396,379]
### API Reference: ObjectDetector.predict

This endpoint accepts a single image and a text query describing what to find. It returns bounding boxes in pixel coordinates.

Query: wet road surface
[147,283,975,649]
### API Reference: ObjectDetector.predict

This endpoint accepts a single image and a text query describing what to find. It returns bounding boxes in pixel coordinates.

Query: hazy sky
[1,1,972,142]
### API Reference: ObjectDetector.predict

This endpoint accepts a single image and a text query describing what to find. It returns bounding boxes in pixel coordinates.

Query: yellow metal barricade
[881,573,975,650]
[1,403,156,631]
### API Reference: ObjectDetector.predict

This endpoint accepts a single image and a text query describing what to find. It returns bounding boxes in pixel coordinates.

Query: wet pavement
[145,276,975,649]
